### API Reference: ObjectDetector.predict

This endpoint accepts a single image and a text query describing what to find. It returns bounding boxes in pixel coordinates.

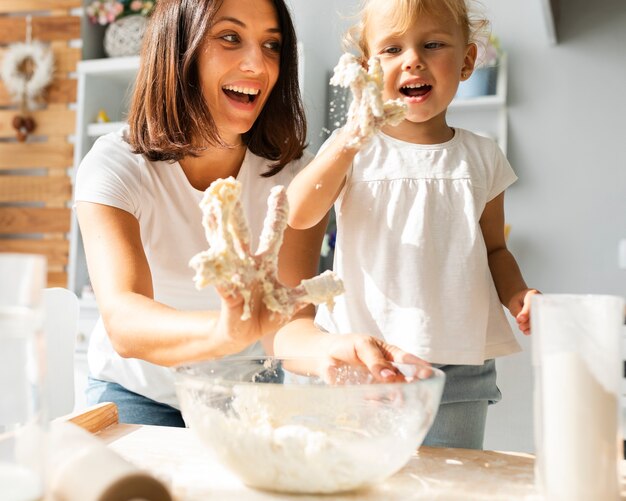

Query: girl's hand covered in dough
[321,333,431,383]
[508,288,541,335]
[330,53,407,149]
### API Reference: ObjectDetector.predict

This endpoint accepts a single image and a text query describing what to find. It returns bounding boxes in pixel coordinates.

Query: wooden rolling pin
[48,421,172,501]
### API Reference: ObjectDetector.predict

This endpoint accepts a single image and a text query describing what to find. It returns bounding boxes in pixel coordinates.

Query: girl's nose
[403,49,425,71]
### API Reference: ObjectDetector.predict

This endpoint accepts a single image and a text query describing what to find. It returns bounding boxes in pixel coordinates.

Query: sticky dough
[330,53,407,147]
[189,177,344,320]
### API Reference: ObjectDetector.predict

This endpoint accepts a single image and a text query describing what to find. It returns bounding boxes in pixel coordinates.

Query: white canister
[532,294,624,501]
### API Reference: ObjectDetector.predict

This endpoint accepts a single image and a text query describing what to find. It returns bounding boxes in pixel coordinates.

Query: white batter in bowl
[174,357,444,494]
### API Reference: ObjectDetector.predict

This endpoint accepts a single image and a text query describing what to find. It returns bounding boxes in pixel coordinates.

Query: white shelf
[447,53,508,154]
[68,56,141,319]
[539,0,558,45]
[77,55,141,77]
[87,121,126,137]
[449,94,505,111]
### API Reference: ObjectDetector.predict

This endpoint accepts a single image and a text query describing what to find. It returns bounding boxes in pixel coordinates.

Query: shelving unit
[539,0,558,45]
[68,56,140,347]
[447,53,508,154]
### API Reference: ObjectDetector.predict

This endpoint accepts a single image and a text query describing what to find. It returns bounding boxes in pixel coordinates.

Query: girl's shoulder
[453,128,501,155]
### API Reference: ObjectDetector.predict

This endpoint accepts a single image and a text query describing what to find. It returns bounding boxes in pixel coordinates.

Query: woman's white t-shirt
[74,127,312,407]
[316,128,521,365]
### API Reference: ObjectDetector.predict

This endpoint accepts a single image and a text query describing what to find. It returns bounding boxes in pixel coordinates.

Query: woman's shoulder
[86,126,140,163]
[75,126,147,207]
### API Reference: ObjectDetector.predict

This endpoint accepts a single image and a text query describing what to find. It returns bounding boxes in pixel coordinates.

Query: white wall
[288,0,626,453]
[481,0,626,452]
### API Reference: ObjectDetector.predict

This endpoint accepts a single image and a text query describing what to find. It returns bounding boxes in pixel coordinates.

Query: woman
[75,0,415,426]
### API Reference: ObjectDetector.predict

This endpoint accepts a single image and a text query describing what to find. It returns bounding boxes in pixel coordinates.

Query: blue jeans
[422,359,501,450]
[86,376,185,427]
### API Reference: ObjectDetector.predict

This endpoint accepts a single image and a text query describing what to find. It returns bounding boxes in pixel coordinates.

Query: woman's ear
[461,43,478,81]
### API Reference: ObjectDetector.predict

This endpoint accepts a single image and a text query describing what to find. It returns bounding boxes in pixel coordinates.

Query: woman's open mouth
[222,85,260,106]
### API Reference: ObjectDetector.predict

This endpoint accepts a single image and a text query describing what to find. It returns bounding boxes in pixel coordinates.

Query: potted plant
[85,0,156,58]
[456,34,502,99]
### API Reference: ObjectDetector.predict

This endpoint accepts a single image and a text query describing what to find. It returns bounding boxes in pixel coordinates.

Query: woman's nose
[240,44,264,73]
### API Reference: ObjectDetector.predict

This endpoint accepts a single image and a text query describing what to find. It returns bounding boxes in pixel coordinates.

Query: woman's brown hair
[126,0,307,176]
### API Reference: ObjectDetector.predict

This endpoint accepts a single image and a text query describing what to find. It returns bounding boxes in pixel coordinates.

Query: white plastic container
[0,253,46,501]
[532,294,624,501]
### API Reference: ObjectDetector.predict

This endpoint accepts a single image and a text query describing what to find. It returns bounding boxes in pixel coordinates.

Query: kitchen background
[0,0,624,454]
[287,0,626,453]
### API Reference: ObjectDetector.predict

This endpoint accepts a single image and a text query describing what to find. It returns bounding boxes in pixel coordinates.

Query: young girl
[286,0,539,449]
[75,0,415,427]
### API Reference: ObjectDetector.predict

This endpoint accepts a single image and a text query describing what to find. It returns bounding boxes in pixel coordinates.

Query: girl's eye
[425,42,444,49]
[382,46,401,55]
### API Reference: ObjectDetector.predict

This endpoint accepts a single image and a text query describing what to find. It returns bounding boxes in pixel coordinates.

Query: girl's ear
[461,43,478,81]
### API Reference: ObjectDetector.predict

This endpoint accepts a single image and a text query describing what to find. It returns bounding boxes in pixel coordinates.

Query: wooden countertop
[97,422,542,500]
[65,403,626,500]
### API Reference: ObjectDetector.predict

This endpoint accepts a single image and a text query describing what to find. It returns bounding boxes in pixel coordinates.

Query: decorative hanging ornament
[0,15,54,142]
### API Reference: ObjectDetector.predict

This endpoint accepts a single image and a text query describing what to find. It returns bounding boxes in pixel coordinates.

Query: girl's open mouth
[222,85,260,105]
[400,83,432,98]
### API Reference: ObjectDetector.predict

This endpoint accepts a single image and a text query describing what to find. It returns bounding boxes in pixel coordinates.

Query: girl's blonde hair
[345,0,489,59]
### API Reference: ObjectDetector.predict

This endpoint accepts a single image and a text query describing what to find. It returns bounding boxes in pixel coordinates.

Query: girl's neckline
[379,128,461,149]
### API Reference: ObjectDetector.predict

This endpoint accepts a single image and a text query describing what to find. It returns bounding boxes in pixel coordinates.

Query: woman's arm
[77,202,266,366]
[480,192,539,334]
[286,129,359,230]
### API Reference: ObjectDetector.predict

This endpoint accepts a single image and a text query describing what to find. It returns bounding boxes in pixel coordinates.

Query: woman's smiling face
[198,0,282,144]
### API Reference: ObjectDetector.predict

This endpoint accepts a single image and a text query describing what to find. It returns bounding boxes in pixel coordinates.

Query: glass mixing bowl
[173,356,444,494]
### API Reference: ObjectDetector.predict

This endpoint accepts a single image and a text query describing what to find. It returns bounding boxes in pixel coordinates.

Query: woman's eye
[263,40,281,52]
[221,34,239,43]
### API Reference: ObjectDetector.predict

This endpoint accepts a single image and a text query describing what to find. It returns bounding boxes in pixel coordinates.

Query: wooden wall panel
[0,0,81,12]
[0,175,72,203]
[0,77,77,105]
[0,238,68,267]
[0,142,73,170]
[0,107,75,138]
[0,16,80,44]
[0,3,79,288]
[0,208,71,234]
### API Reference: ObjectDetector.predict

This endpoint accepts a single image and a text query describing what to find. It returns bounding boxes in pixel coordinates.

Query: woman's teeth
[223,85,260,103]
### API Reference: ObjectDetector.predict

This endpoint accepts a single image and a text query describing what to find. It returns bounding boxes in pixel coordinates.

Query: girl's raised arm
[287,129,359,230]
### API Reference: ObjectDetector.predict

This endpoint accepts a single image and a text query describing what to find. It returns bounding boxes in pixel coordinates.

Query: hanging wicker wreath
[0,41,54,108]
